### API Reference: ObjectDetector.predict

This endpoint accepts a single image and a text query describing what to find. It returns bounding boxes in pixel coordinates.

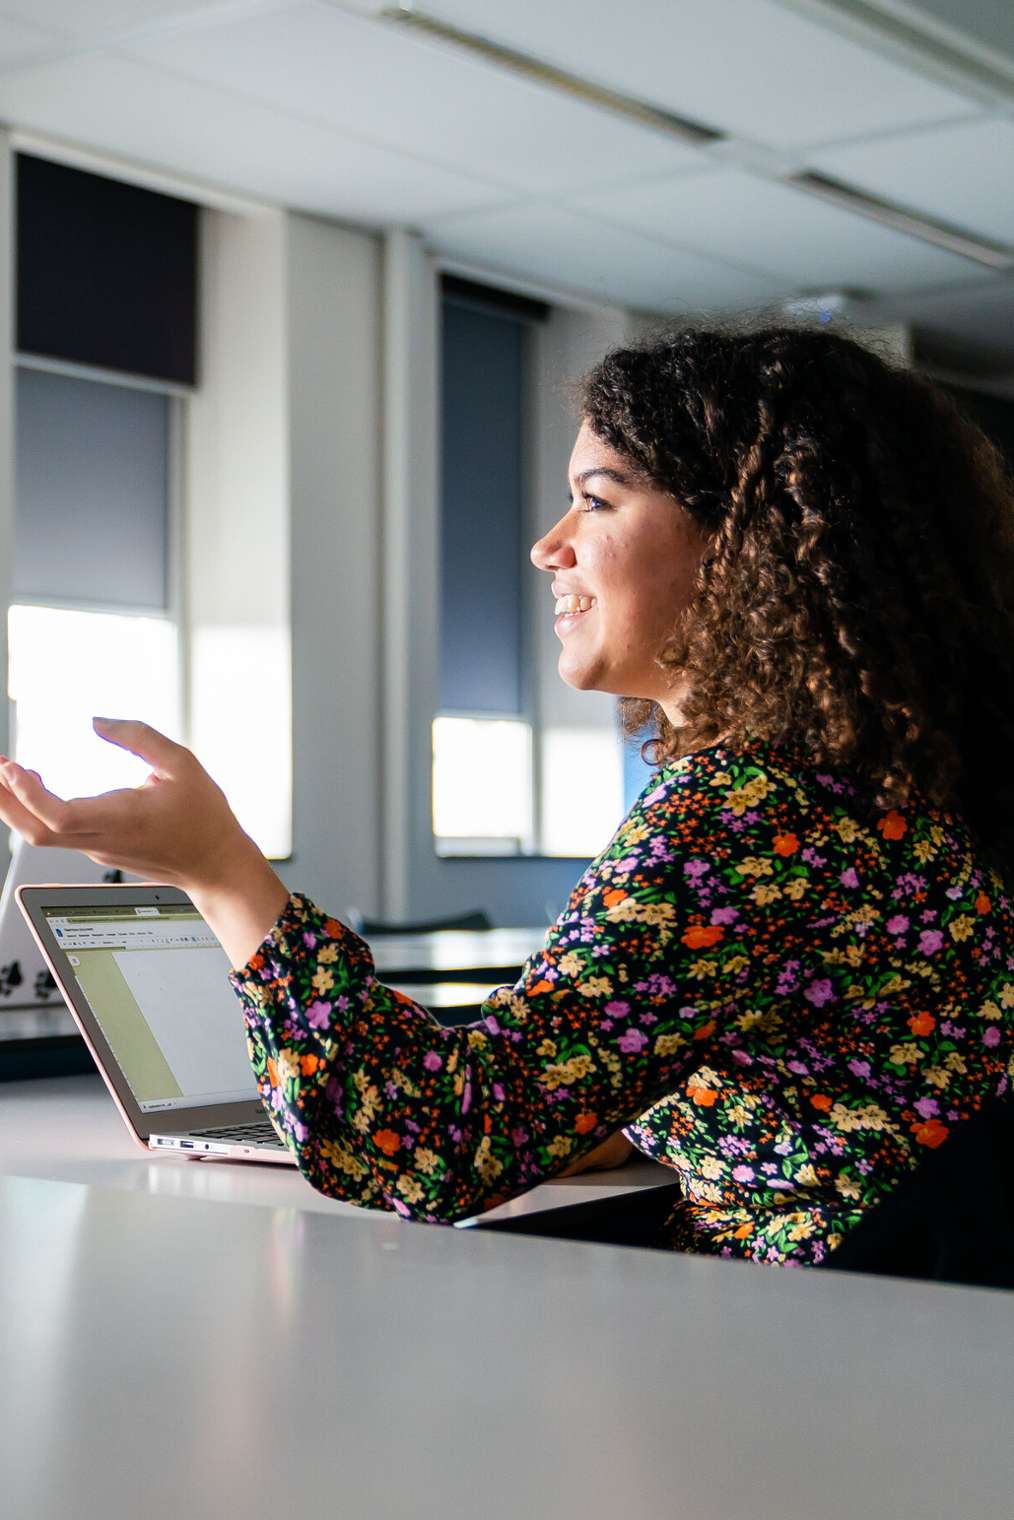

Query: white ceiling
[0,0,1012,374]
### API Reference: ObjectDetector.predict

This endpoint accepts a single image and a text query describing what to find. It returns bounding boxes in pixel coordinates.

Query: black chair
[827,1099,1014,1288]
[344,909,492,937]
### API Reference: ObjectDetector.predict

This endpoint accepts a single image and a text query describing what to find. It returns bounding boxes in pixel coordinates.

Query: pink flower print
[919,929,944,955]
[617,1028,648,1054]
[886,914,909,934]
[732,1165,755,1183]
[605,1000,630,1016]
[983,1026,1001,1047]
[839,867,860,889]
[306,999,332,1030]
[684,858,710,879]
[848,1058,871,1078]
[920,909,937,923]
[423,1050,442,1071]
[492,1082,506,1101]
[711,906,739,925]
[732,1048,753,1066]
[803,978,836,1008]
[788,1060,810,1075]
[510,1126,529,1147]
[914,1096,940,1119]
[302,931,318,948]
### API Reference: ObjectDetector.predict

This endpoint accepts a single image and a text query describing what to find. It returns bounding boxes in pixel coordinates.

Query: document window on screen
[44,905,257,1113]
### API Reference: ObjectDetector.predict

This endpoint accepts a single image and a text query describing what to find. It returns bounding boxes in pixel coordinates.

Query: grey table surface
[371,924,547,978]
[1,1166,1012,1520]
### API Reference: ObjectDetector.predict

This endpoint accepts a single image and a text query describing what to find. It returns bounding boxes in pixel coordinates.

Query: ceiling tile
[569,166,986,296]
[417,0,976,148]
[809,116,1014,248]
[0,2,265,35]
[0,51,506,223]
[423,201,780,312]
[120,3,707,195]
[0,14,70,68]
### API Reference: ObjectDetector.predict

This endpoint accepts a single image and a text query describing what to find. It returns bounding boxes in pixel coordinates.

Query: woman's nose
[530,517,576,571]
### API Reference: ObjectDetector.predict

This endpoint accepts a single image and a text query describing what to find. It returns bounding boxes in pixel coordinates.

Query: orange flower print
[911,1118,949,1149]
[734,1222,754,1239]
[773,832,799,856]
[877,810,907,840]
[693,1019,718,1042]
[574,1112,598,1135]
[907,1011,935,1037]
[810,1093,833,1111]
[975,892,991,915]
[266,1057,280,1090]
[374,1129,402,1156]
[681,924,725,949]
[602,888,627,907]
[528,979,554,997]
[687,1080,718,1106]
[299,1054,320,1077]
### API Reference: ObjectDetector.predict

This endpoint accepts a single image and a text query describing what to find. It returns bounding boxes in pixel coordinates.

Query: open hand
[0,718,254,893]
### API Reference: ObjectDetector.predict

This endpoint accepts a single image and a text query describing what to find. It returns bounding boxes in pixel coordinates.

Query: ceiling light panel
[413,0,976,148]
[808,116,1014,248]
[422,201,780,312]
[568,166,987,293]
[120,4,706,196]
[0,50,503,223]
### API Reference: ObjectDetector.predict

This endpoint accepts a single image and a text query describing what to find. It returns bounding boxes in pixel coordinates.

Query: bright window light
[540,726,625,858]
[433,716,533,851]
[8,604,180,800]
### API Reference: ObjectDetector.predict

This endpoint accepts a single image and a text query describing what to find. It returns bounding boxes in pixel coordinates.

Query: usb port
[180,1141,194,1149]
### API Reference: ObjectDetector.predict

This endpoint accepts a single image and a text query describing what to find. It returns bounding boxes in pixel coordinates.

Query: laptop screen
[41,902,258,1113]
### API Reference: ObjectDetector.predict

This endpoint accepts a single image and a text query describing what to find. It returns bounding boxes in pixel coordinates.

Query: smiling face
[530,420,711,721]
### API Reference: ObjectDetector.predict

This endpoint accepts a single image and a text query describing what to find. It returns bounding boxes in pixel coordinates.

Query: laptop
[17,882,293,1165]
[0,837,136,1013]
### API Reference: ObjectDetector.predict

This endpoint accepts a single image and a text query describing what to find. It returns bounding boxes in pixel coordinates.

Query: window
[9,364,183,796]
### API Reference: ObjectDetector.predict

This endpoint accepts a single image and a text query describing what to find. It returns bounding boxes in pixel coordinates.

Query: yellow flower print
[687,958,719,979]
[949,915,975,943]
[923,1066,951,1089]
[399,1175,425,1205]
[536,1039,557,1058]
[414,1147,439,1175]
[722,954,750,976]
[788,1218,814,1242]
[833,816,862,844]
[467,1029,490,1050]
[275,1048,300,1084]
[709,771,732,786]
[999,983,1014,1009]
[475,1136,504,1184]
[828,1232,843,1251]
[541,1054,596,1088]
[736,1009,765,1032]
[943,1051,967,1074]
[888,1042,923,1066]
[578,976,613,999]
[317,943,339,964]
[783,877,808,900]
[913,840,936,864]
[320,1139,367,1179]
[724,775,771,815]
[752,882,783,906]
[698,1155,724,1180]
[979,1000,1002,1021]
[654,1033,686,1056]
[557,951,582,978]
[795,1163,819,1187]
[311,966,334,996]
[738,855,774,876]
[836,1174,862,1200]
[830,1101,892,1132]
[546,1134,573,1160]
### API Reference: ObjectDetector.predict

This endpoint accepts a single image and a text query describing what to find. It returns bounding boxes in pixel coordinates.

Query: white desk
[0,1073,676,1226]
[1,1168,1011,1520]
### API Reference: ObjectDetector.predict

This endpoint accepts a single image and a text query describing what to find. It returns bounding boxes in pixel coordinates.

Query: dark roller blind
[16,153,198,387]
[440,295,527,716]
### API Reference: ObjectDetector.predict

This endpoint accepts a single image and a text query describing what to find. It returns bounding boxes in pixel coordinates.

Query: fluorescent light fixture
[382,5,721,147]
[384,5,1014,274]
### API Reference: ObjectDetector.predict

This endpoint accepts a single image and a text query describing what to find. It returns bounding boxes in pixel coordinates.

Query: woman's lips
[554,604,595,639]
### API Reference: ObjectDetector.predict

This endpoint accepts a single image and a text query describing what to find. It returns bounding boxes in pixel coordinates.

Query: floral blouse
[230,734,1014,1267]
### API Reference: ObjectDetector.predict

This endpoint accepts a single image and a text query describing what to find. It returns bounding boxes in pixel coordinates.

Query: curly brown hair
[580,323,1014,876]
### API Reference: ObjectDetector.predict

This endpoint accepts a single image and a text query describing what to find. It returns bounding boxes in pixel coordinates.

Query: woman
[2,324,1012,1269]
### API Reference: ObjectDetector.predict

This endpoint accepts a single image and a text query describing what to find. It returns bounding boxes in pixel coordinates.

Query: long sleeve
[229,762,740,1223]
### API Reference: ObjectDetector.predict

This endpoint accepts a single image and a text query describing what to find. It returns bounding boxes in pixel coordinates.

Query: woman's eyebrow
[571,467,634,489]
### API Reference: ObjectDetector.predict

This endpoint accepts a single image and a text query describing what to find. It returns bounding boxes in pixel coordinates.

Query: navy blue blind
[440,295,527,715]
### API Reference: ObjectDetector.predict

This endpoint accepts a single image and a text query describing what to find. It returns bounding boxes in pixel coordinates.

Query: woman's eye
[581,494,610,513]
